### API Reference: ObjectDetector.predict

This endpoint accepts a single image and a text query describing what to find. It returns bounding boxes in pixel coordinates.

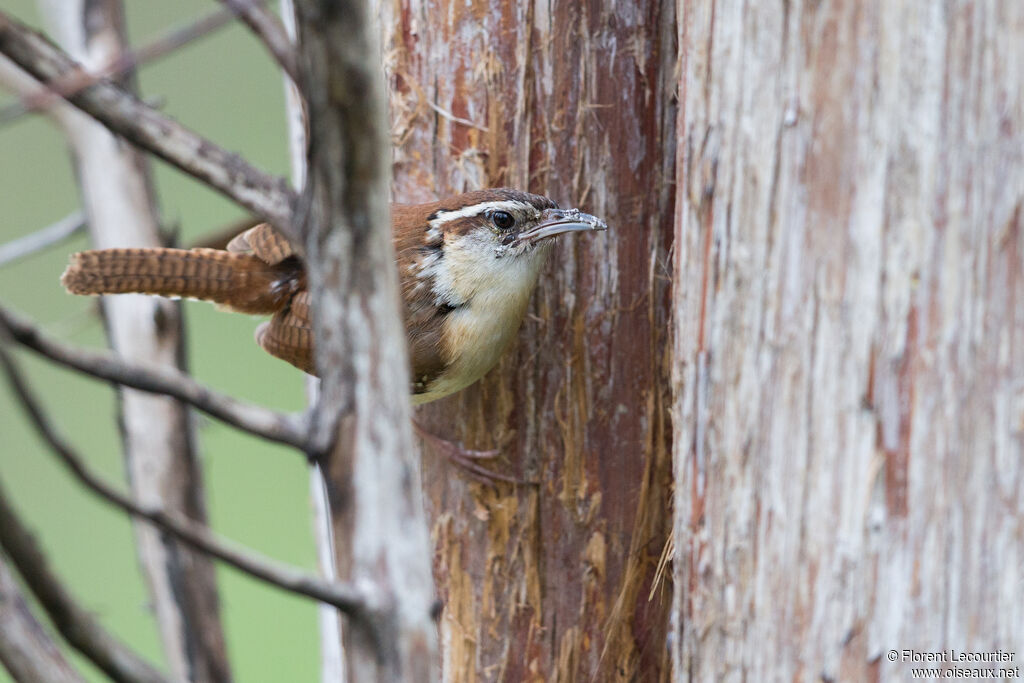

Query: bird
[61,188,607,405]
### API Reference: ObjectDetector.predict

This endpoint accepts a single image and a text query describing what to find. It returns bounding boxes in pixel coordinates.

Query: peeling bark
[672,1,1024,679]
[381,0,677,679]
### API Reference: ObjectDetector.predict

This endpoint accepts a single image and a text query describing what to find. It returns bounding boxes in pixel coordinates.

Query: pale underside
[412,233,551,403]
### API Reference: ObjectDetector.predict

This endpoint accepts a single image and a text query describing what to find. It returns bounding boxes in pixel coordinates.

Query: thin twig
[0,481,168,683]
[0,343,371,616]
[0,6,237,123]
[0,11,297,237]
[219,0,299,82]
[186,215,261,250]
[427,100,489,132]
[0,303,309,450]
[0,211,85,267]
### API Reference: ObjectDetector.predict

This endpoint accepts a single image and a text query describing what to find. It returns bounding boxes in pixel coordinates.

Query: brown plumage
[62,222,312,366]
[61,189,606,402]
[61,245,304,315]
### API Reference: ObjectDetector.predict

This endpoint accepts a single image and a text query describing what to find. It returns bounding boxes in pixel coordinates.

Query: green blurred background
[0,1,318,680]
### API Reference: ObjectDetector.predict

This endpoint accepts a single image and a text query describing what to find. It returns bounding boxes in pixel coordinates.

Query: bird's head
[407,189,607,314]
[397,188,607,402]
[423,188,607,261]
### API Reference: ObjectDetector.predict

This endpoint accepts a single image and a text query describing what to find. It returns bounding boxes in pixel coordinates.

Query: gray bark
[672,1,1024,680]
[294,0,439,679]
[37,2,231,680]
[0,557,84,683]
[278,2,345,676]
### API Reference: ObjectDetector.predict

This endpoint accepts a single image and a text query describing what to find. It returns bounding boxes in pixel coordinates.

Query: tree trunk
[382,0,677,679]
[672,1,1023,680]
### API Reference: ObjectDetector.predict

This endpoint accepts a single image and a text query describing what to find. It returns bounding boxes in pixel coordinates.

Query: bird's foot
[412,420,532,485]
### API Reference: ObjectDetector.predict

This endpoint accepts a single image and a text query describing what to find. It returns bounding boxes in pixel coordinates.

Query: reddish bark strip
[382,0,677,679]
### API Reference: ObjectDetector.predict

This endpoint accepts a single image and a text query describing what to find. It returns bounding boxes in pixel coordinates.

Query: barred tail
[61,248,300,315]
[255,290,315,374]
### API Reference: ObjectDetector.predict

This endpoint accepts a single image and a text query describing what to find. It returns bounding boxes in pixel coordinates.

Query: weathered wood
[0,481,168,683]
[36,2,231,680]
[275,1,346,678]
[672,1,1024,679]
[294,0,439,680]
[382,0,677,679]
[0,557,84,683]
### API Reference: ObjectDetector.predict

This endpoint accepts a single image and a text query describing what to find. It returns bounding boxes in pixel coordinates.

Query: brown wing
[406,297,448,395]
[255,290,315,375]
[391,204,450,394]
[227,224,297,266]
[244,208,448,386]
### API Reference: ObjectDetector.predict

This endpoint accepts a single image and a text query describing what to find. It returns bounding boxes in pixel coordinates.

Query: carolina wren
[62,188,607,403]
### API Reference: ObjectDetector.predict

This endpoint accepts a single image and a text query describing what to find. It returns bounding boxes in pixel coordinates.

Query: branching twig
[0,211,85,267]
[0,481,168,683]
[0,11,297,237]
[0,303,310,450]
[219,0,299,83]
[0,343,372,616]
[0,6,238,124]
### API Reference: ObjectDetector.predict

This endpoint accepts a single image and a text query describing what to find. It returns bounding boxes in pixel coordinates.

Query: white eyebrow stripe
[427,200,535,227]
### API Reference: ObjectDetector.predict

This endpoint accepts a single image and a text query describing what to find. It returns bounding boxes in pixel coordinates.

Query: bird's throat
[412,239,551,403]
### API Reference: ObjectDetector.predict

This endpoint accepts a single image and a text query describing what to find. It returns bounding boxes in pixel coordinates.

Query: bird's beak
[516,207,608,245]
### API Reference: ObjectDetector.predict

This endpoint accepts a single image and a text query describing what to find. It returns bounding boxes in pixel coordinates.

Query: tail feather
[255,291,315,374]
[62,248,302,315]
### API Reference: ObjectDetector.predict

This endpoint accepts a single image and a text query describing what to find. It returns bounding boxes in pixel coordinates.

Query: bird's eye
[490,211,515,231]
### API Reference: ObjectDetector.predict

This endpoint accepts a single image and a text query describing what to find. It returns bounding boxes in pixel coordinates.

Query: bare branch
[0,6,237,124]
[294,0,438,676]
[0,211,85,267]
[0,482,167,683]
[0,10,297,236]
[0,556,85,683]
[0,344,372,615]
[0,54,73,127]
[186,215,261,249]
[0,303,309,450]
[36,2,235,676]
[219,0,299,83]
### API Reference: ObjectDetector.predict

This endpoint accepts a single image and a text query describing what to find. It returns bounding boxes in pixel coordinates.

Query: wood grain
[382,0,677,679]
[672,1,1023,679]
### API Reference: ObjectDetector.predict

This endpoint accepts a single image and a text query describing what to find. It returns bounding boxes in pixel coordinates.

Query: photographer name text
[897,650,1016,664]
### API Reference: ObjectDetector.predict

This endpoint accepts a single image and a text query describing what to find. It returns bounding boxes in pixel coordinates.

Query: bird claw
[413,420,533,485]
